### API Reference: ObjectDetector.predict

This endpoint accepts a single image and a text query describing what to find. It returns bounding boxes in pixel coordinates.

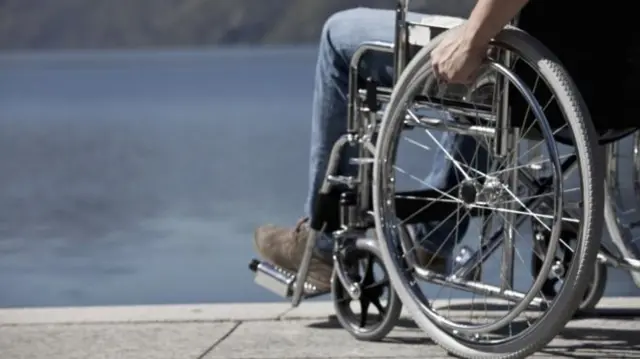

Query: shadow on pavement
[305,306,640,357]
[306,315,430,345]
[541,325,640,358]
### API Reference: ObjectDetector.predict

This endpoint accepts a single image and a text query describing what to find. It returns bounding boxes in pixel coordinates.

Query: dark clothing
[517,2,638,133]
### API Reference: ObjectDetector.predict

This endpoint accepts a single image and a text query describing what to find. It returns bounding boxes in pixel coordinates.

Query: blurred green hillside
[0,0,474,49]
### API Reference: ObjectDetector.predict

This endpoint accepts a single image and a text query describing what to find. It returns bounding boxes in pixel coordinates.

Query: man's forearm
[463,0,529,47]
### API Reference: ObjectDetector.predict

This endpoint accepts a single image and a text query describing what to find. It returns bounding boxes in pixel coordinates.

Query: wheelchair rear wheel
[373,27,604,358]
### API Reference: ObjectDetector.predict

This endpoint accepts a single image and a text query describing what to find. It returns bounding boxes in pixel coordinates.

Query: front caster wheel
[331,239,402,341]
[531,228,607,315]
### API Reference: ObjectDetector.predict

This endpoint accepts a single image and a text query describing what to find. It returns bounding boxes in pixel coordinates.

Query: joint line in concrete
[196,321,242,359]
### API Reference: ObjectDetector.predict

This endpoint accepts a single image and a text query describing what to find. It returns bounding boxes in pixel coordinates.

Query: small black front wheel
[331,238,402,341]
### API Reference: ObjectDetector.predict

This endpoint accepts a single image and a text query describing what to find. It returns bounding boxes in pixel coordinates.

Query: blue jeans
[307,8,480,256]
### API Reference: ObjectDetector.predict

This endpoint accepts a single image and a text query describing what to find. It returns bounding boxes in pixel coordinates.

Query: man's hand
[431,25,488,84]
[430,0,529,84]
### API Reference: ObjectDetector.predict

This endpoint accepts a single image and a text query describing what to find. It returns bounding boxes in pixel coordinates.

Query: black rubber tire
[331,238,403,342]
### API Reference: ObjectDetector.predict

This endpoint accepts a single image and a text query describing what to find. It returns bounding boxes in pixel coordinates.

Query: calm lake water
[0,47,638,308]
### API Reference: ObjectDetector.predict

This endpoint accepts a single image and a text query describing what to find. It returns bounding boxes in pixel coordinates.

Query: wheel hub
[551,260,566,278]
[460,177,508,206]
[477,177,507,205]
[459,180,478,204]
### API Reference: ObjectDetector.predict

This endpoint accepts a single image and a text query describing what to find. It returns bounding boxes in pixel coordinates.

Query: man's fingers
[431,60,439,75]
[432,61,452,84]
[432,61,444,83]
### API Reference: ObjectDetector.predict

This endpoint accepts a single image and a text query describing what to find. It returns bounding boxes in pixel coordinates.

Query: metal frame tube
[500,128,519,292]
[393,0,410,82]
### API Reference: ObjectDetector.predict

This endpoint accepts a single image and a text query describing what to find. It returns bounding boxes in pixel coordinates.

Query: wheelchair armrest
[408,15,466,46]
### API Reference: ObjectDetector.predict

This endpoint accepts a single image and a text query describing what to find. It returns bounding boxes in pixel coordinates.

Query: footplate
[249,259,329,299]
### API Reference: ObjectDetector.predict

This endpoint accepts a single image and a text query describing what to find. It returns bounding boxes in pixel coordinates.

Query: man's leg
[254,8,481,291]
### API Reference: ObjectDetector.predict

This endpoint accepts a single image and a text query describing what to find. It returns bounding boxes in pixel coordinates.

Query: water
[0,47,638,308]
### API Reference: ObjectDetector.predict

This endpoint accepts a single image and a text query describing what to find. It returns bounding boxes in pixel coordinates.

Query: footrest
[248,259,329,299]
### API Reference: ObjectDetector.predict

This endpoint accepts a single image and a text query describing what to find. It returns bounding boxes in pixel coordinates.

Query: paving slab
[0,322,238,359]
[0,299,638,359]
[0,302,291,325]
[536,314,640,358]
[203,313,640,359]
[203,319,439,359]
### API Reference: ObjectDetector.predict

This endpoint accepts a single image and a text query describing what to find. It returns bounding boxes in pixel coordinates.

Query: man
[253,0,629,292]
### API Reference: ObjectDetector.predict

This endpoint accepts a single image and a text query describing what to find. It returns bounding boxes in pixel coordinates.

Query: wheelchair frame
[249,0,640,349]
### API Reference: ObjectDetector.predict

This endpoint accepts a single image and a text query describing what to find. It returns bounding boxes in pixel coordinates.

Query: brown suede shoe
[254,219,460,294]
[254,218,333,293]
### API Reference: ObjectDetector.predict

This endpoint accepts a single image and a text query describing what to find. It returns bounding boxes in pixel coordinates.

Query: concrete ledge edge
[0,297,637,326]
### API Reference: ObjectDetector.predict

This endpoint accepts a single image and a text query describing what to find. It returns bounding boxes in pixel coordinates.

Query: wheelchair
[250,1,639,357]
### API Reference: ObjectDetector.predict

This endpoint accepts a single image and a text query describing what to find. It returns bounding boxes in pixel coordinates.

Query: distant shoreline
[0,43,320,55]
[0,0,474,51]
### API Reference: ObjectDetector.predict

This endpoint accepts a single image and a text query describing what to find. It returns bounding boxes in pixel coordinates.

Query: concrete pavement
[0,298,639,359]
